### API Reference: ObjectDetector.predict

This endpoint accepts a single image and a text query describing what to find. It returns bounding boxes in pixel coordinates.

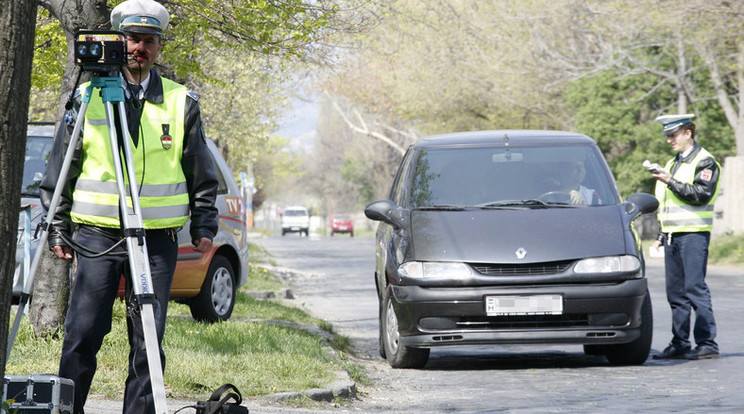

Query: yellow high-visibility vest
[70,78,189,229]
[655,147,720,233]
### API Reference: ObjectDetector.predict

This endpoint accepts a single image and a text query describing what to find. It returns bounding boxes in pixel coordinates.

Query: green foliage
[709,234,744,265]
[564,69,735,197]
[340,157,375,207]
[32,8,65,90]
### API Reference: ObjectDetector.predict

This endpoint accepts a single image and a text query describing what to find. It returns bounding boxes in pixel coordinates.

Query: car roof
[413,130,596,149]
[27,123,55,138]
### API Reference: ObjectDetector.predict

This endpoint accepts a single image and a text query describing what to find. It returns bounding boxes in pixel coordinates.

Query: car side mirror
[364,199,407,230]
[625,193,659,216]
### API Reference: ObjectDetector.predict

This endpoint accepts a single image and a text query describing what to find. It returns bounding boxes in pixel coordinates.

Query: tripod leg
[7,98,90,362]
[104,100,168,414]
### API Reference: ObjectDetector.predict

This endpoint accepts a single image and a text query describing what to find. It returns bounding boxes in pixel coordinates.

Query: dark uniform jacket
[40,68,218,247]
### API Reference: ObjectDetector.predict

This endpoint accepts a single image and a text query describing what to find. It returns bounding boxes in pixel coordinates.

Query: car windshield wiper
[477,199,547,208]
[415,204,469,211]
[477,199,576,209]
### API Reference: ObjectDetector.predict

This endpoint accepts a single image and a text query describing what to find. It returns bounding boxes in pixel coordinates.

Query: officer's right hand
[652,240,663,251]
[51,244,73,260]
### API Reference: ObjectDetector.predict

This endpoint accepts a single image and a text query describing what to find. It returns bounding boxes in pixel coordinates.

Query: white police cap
[111,0,169,35]
[655,113,695,136]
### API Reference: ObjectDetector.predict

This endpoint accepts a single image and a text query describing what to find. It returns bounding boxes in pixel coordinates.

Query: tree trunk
[28,250,71,338]
[0,0,38,378]
[25,0,109,338]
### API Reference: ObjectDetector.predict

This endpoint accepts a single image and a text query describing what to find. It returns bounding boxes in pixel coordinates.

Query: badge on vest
[161,124,172,150]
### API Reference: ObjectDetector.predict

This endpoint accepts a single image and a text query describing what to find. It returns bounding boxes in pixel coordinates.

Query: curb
[245,265,359,405]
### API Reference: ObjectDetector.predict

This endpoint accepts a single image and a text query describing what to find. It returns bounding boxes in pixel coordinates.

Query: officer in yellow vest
[649,114,721,361]
[39,1,218,412]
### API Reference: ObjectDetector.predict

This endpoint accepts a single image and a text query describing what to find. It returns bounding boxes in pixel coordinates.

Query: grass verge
[6,242,353,401]
[709,233,744,265]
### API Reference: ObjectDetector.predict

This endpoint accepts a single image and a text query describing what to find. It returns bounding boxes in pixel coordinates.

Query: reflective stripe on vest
[655,147,719,233]
[70,78,190,229]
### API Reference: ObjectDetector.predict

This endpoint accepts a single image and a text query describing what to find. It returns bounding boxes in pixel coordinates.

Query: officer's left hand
[651,170,672,184]
[192,237,212,253]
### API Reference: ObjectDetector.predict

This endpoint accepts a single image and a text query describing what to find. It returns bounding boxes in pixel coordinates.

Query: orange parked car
[16,124,248,323]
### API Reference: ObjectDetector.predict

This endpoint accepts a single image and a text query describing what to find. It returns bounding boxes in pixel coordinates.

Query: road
[252,234,744,413]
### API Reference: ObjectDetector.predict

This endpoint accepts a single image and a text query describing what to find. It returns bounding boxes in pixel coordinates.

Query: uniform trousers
[58,225,177,414]
[663,231,718,351]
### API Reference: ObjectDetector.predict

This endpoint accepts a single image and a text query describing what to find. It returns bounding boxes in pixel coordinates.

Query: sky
[274,96,319,153]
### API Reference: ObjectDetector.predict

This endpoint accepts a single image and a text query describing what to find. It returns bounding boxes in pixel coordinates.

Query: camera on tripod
[74,30,127,72]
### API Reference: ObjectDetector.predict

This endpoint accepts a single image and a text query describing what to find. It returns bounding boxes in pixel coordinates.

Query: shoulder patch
[701,169,713,181]
[187,91,199,102]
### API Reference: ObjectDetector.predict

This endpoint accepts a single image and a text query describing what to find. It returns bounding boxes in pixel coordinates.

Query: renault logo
[515,248,527,259]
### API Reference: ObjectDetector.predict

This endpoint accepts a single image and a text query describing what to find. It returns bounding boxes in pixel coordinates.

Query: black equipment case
[2,374,74,414]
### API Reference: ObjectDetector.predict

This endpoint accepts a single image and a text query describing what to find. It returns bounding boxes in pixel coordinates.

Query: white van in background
[281,206,310,236]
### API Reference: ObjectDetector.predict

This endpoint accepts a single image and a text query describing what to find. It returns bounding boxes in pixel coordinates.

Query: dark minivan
[365,130,658,368]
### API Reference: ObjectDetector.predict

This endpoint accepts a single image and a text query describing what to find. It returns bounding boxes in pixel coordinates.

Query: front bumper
[390,278,647,348]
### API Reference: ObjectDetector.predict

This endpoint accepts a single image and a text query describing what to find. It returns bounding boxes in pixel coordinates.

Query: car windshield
[408,144,618,209]
[284,209,307,217]
[22,136,54,197]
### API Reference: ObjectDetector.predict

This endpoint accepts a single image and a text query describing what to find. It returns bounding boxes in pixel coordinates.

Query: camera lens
[89,43,102,58]
[76,44,89,57]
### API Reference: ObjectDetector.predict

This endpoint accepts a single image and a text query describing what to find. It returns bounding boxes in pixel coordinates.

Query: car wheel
[604,291,653,365]
[189,255,236,323]
[380,293,429,368]
[281,229,286,236]
[350,231,354,237]
[331,231,335,237]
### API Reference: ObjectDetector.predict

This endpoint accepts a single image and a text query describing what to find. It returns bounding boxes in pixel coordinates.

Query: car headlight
[574,255,641,274]
[398,261,473,279]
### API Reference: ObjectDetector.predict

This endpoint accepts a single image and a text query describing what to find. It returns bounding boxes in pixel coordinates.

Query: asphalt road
[251,233,744,413]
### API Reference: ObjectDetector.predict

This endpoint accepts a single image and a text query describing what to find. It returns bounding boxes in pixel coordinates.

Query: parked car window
[209,153,229,195]
[22,136,54,196]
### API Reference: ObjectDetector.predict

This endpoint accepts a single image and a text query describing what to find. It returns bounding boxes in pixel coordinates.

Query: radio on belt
[2,374,74,414]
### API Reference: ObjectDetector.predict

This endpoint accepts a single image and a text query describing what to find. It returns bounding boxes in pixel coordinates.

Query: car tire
[380,293,429,368]
[331,231,335,237]
[189,255,236,323]
[350,231,354,237]
[604,291,653,365]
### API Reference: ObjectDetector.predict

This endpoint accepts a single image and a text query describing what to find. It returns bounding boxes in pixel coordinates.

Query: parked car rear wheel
[381,293,429,368]
[190,255,236,323]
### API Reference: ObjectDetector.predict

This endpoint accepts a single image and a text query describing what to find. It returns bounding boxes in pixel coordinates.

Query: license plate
[339,226,348,230]
[485,295,563,316]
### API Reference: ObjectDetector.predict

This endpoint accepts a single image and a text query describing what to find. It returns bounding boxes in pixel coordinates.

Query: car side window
[390,148,415,206]
[209,154,228,195]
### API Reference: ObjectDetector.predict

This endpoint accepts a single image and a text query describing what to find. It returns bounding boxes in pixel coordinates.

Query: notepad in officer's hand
[643,160,663,174]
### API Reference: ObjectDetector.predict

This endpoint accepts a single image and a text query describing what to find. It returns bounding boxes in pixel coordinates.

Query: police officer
[40,0,218,412]
[649,114,721,360]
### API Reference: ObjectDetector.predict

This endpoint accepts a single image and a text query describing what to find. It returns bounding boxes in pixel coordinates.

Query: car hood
[408,206,628,264]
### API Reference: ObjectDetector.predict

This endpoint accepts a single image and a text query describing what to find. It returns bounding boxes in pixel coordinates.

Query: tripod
[8,74,169,414]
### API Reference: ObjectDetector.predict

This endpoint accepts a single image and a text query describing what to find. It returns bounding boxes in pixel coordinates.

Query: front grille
[456,314,589,329]
[471,260,574,276]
